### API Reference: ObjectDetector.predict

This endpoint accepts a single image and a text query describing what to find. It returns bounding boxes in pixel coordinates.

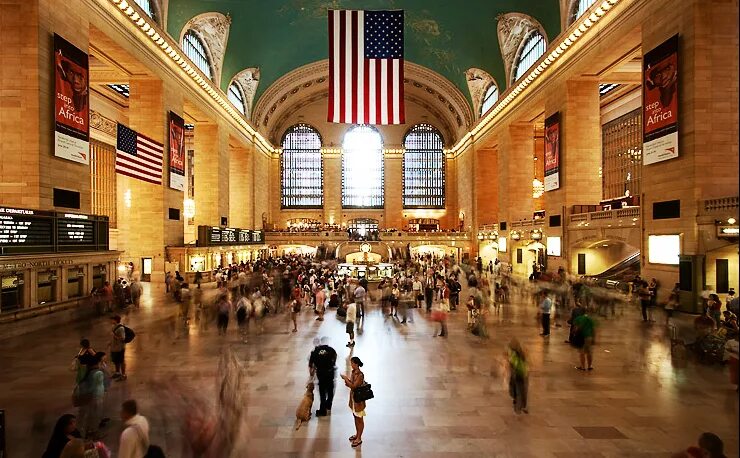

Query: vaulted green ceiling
[167,0,561,106]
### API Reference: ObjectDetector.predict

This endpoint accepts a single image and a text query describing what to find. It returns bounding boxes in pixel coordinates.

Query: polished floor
[0,282,737,457]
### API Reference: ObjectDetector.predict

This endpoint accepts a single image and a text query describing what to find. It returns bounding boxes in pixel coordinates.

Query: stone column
[498,122,535,224]
[544,79,602,272]
[193,121,229,227]
[384,150,403,229]
[229,142,250,228]
[475,146,499,226]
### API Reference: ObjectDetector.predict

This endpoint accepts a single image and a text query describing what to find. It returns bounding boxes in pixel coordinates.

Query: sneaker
[316,410,327,417]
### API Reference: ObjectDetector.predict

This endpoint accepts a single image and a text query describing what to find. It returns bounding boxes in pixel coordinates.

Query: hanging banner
[643,34,679,165]
[54,34,89,165]
[168,111,186,191]
[544,112,560,192]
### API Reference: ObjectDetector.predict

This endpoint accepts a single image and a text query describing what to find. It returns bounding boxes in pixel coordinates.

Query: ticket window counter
[67,267,85,299]
[190,255,206,273]
[92,265,107,290]
[1,273,25,313]
[37,270,58,305]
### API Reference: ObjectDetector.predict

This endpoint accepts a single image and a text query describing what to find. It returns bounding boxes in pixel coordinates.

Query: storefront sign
[54,34,89,165]
[544,112,560,191]
[168,111,186,191]
[717,226,739,238]
[643,34,679,165]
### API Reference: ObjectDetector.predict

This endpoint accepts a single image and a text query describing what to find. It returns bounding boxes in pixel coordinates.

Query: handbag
[353,382,374,403]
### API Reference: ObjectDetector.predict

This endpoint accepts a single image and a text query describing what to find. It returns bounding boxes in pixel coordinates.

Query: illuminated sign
[546,236,561,256]
[717,226,739,238]
[197,226,265,247]
[648,234,680,265]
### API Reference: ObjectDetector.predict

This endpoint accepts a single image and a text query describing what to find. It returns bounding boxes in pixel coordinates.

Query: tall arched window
[342,125,383,208]
[134,0,155,20]
[403,124,444,209]
[182,30,213,80]
[281,124,323,208]
[512,31,546,83]
[571,0,597,24]
[227,82,246,115]
[480,83,499,117]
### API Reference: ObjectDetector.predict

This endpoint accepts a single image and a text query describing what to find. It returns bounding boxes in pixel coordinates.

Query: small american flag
[115,123,163,185]
[328,10,405,125]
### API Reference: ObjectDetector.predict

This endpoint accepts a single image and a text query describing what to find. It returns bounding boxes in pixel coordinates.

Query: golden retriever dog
[294,382,314,430]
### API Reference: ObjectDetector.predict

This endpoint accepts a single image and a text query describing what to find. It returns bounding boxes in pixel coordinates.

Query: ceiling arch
[166,0,562,105]
[252,60,474,145]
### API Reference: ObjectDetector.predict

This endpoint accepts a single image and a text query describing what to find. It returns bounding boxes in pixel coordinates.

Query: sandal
[351,440,362,448]
[349,435,357,441]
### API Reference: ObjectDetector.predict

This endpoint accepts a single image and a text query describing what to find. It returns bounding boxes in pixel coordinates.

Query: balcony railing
[703,196,739,213]
[569,206,641,225]
[510,219,545,228]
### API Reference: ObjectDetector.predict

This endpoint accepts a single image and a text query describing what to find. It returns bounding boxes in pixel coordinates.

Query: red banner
[168,111,186,191]
[54,34,89,165]
[643,35,679,165]
[544,112,560,192]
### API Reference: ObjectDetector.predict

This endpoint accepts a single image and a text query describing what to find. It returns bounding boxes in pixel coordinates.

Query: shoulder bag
[353,382,374,403]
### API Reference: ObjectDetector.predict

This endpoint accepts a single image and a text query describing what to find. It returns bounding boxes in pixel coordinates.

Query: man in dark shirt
[309,339,337,417]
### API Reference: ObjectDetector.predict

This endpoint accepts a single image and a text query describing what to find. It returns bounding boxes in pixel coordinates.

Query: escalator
[584,252,640,292]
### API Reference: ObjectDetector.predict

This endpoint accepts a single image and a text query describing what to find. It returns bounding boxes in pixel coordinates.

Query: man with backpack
[110,315,134,381]
[118,399,163,458]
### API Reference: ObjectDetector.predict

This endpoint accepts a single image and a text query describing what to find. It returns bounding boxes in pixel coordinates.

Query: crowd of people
[41,249,736,456]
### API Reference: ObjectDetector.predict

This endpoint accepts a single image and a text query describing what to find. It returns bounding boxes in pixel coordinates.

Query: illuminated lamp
[511,231,521,241]
[531,229,543,241]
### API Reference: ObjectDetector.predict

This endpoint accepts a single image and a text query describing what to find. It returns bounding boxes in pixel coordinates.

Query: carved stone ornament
[465,68,496,119]
[181,12,232,84]
[90,110,117,137]
[231,67,260,119]
[496,13,545,86]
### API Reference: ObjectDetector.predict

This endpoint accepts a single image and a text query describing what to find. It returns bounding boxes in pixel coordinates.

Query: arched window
[182,30,213,80]
[134,0,156,20]
[403,124,444,209]
[480,83,499,117]
[342,125,384,208]
[571,0,597,24]
[281,124,323,208]
[512,31,546,83]
[227,82,246,115]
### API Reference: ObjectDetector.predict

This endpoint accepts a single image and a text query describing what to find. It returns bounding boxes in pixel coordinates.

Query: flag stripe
[398,58,405,124]
[328,11,335,123]
[356,11,365,124]
[338,15,346,124]
[350,10,359,124]
[380,59,388,125]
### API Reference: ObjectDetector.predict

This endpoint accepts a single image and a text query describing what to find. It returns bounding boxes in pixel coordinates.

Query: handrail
[570,206,641,224]
[703,196,739,212]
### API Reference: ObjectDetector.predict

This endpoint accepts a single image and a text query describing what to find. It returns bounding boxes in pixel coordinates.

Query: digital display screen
[56,214,95,245]
[197,226,265,247]
[0,207,109,255]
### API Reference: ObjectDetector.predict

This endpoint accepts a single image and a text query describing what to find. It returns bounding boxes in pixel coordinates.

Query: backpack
[117,324,136,343]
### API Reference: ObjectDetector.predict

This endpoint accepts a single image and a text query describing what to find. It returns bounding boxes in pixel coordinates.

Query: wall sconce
[183,198,196,219]
[124,189,132,208]
[511,230,521,241]
[477,233,485,241]
[729,217,737,225]
[532,178,545,199]
[531,229,543,241]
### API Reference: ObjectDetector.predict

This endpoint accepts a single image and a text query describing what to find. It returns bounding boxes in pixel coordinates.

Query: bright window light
[648,235,680,265]
[498,236,507,253]
[546,236,561,256]
[342,125,384,208]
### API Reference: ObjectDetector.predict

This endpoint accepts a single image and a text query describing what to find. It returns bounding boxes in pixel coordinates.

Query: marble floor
[0,283,737,457]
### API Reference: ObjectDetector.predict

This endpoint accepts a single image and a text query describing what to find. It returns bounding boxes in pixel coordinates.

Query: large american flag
[115,123,163,185]
[328,10,405,125]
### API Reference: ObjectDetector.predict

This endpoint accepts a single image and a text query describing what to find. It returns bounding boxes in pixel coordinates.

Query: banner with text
[168,111,186,191]
[54,34,89,165]
[643,34,679,165]
[544,112,560,192]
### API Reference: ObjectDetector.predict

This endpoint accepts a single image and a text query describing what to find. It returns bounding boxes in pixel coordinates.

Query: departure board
[56,213,95,245]
[197,226,265,247]
[0,206,110,255]
[0,207,54,254]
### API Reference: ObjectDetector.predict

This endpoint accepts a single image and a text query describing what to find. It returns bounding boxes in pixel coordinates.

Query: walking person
[507,338,528,414]
[235,294,251,341]
[42,414,82,458]
[109,315,127,381]
[424,275,435,312]
[353,281,366,318]
[539,290,552,337]
[76,352,107,439]
[340,356,367,448]
[574,311,596,371]
[412,276,423,308]
[389,283,400,317]
[309,338,337,417]
[216,293,231,336]
[638,281,652,322]
[129,276,142,309]
[118,400,150,458]
[315,284,326,321]
[345,302,357,347]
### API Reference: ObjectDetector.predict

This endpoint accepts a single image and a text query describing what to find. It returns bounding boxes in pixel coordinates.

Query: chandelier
[532,178,545,198]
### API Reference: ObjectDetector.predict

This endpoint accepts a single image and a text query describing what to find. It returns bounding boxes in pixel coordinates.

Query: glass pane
[281,124,323,208]
[342,125,384,208]
[403,124,445,209]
